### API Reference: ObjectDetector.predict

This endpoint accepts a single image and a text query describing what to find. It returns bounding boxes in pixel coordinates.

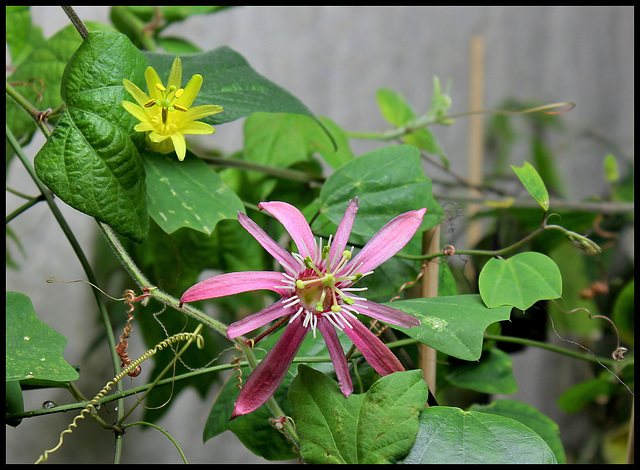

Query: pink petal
[227,298,293,339]
[237,212,299,275]
[328,198,359,271]
[342,319,405,376]
[347,208,427,275]
[258,201,318,260]
[358,300,421,328]
[317,318,353,397]
[231,316,309,418]
[180,271,290,304]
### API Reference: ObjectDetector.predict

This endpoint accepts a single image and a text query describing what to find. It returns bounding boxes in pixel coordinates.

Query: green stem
[97,221,229,337]
[201,155,324,184]
[118,325,203,425]
[6,194,45,224]
[121,422,188,463]
[5,82,52,138]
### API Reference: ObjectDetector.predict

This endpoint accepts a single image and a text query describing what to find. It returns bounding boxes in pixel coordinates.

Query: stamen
[144,99,156,108]
[175,88,184,98]
[289,307,304,323]
[156,83,166,92]
[173,104,188,112]
[161,107,168,124]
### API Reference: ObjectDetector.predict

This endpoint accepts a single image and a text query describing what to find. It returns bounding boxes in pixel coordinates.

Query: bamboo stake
[420,225,441,401]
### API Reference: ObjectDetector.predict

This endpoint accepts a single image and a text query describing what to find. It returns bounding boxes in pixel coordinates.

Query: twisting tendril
[34,325,204,464]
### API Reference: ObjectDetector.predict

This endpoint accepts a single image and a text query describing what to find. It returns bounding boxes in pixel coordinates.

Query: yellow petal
[183,104,224,122]
[148,136,175,154]
[180,121,215,135]
[134,122,155,133]
[170,133,187,161]
[122,100,152,123]
[145,67,164,100]
[167,57,182,91]
[176,74,203,108]
[122,79,151,108]
[148,131,170,143]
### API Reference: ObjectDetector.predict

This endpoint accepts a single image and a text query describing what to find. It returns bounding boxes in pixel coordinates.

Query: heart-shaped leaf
[320,145,444,237]
[143,151,244,235]
[469,399,566,464]
[34,30,149,243]
[290,366,428,464]
[389,295,512,361]
[401,406,557,464]
[6,292,78,384]
[478,252,562,310]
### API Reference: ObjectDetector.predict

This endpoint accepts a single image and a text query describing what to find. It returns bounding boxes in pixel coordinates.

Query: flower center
[144,83,188,124]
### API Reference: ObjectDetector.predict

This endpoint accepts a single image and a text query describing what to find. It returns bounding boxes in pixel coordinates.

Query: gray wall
[6,6,633,463]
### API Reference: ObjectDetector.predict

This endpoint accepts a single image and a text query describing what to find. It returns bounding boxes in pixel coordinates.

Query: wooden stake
[420,225,440,401]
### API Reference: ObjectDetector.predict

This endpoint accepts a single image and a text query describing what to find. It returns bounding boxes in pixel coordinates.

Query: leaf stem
[61,6,89,39]
[5,81,52,138]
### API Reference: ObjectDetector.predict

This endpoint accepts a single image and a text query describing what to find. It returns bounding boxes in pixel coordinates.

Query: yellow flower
[122,57,223,161]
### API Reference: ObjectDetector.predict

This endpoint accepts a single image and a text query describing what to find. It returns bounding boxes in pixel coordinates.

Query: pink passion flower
[180,198,426,418]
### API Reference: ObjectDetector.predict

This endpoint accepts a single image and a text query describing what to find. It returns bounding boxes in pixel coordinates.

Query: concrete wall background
[6,6,633,463]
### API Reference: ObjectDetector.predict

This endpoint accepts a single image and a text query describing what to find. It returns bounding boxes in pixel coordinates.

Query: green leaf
[470,399,566,464]
[34,31,149,243]
[445,348,518,395]
[511,161,550,211]
[6,292,79,384]
[376,87,416,127]
[389,295,511,361]
[144,47,322,125]
[6,6,45,68]
[401,406,557,464]
[290,366,428,464]
[143,151,244,235]
[557,375,617,414]
[603,153,620,184]
[319,145,444,237]
[612,279,634,345]
[479,252,562,310]
[5,380,24,427]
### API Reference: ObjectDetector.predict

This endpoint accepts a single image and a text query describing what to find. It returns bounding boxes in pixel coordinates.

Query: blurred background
[6,6,633,463]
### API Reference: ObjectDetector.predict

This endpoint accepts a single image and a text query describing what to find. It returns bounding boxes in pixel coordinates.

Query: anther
[173,104,188,112]
[175,88,184,98]
[144,99,156,108]
[161,107,168,124]
[156,83,166,92]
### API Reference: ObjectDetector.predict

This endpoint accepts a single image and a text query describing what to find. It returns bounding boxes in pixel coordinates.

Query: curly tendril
[34,326,204,464]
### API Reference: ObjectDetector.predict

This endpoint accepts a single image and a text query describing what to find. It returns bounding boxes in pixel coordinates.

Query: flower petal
[347,208,427,275]
[145,66,163,100]
[167,57,182,91]
[179,121,215,135]
[170,132,187,161]
[231,316,309,418]
[122,79,151,108]
[317,318,353,397]
[176,74,203,108]
[183,104,224,122]
[342,318,404,376]
[328,198,358,270]
[180,271,290,304]
[357,300,421,328]
[227,298,293,338]
[237,212,299,275]
[122,100,150,123]
[258,201,318,260]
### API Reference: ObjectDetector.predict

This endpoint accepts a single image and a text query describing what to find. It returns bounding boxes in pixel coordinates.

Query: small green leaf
[511,161,550,211]
[34,31,149,243]
[143,151,244,235]
[603,153,620,184]
[5,380,24,427]
[6,6,44,68]
[470,399,566,464]
[445,348,518,395]
[320,145,444,237]
[401,407,557,463]
[376,87,415,127]
[6,292,79,384]
[479,252,562,310]
[290,366,428,464]
[389,295,512,361]
[557,375,617,414]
